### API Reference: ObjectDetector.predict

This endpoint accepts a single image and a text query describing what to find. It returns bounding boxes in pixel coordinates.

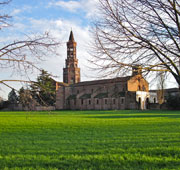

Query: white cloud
[0,1,98,99]
[10,5,32,16]
[49,0,99,18]
[28,17,94,82]
[0,16,94,83]
[11,9,22,15]
[50,1,81,12]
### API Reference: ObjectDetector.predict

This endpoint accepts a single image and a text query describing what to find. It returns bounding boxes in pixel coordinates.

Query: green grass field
[0,110,180,170]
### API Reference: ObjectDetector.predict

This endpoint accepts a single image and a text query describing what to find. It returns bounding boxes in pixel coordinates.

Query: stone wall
[2,104,55,111]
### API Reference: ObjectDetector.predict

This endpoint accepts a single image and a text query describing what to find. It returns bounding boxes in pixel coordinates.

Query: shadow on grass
[79,110,180,115]
[86,114,180,119]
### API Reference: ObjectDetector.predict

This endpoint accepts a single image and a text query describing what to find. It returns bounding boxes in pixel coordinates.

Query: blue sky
[8,0,91,26]
[0,0,178,99]
[0,0,99,99]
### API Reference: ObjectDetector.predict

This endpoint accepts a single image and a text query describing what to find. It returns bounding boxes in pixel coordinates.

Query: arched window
[138,97,141,109]
[154,98,156,103]
[146,98,149,103]
[146,98,149,109]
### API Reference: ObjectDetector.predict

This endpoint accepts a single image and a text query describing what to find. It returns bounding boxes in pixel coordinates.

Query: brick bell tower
[63,31,80,84]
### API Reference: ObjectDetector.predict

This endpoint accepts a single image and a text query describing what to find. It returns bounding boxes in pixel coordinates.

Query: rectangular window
[81,99,84,105]
[67,100,70,105]
[105,99,107,104]
[89,100,91,105]
[113,99,116,104]
[121,98,124,104]
[96,99,99,104]
[74,100,76,105]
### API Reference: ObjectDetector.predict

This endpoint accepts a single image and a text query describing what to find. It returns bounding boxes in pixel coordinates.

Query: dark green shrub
[0,100,10,110]
[166,95,180,110]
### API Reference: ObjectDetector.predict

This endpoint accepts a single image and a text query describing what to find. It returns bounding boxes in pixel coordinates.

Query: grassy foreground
[0,110,180,170]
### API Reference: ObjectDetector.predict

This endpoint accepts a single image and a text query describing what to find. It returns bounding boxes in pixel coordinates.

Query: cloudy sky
[0,0,178,99]
[0,0,99,99]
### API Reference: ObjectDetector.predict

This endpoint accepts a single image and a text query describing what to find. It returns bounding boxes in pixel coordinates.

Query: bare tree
[0,0,60,90]
[91,0,180,85]
[157,72,166,105]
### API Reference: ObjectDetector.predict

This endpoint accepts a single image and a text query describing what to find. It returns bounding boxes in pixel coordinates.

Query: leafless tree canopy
[91,0,180,85]
[0,0,11,29]
[0,0,60,89]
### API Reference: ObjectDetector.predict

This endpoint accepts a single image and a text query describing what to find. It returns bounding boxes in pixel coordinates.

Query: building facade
[56,31,152,110]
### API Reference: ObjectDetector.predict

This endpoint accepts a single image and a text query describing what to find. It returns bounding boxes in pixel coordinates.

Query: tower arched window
[138,85,141,91]
[142,85,146,91]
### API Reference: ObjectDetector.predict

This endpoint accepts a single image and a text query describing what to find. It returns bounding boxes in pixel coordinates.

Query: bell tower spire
[69,30,74,41]
[63,31,80,84]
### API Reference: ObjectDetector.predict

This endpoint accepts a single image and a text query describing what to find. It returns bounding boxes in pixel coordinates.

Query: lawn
[0,110,180,170]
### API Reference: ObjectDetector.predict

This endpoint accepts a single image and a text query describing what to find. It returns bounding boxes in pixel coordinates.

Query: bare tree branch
[0,1,60,91]
[91,0,180,85]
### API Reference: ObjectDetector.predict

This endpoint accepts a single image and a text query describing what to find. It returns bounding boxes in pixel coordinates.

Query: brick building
[56,31,151,110]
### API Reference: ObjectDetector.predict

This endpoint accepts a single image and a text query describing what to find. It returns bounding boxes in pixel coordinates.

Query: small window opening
[113,99,116,104]
[81,99,84,105]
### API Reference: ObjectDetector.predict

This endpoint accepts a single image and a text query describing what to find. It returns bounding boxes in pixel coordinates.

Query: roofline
[69,76,131,87]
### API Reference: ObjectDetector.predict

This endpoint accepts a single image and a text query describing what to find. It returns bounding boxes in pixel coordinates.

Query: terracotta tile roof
[67,94,76,100]
[94,93,108,99]
[70,76,131,87]
[112,91,125,97]
[79,94,91,99]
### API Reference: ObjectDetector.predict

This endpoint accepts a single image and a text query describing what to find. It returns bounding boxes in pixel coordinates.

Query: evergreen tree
[19,87,33,107]
[30,70,56,106]
[8,89,18,104]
